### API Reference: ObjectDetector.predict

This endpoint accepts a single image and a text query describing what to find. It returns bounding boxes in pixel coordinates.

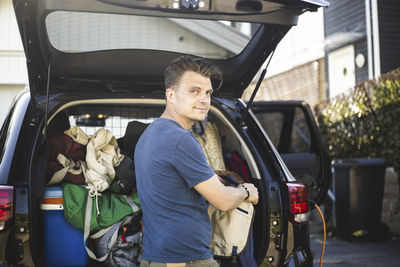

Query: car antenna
[43,55,53,139]
[240,48,276,125]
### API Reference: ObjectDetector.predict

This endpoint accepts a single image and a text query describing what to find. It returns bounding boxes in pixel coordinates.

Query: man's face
[167,71,213,126]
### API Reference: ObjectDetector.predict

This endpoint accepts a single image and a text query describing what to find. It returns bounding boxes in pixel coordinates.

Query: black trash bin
[332,158,387,241]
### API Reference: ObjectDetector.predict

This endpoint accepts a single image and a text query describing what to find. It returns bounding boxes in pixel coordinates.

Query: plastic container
[41,186,88,267]
[332,158,387,240]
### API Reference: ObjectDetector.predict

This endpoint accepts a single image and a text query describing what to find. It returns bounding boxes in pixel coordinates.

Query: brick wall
[241,59,326,109]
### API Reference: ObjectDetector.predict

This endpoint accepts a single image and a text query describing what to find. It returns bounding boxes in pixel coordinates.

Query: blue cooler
[41,186,88,267]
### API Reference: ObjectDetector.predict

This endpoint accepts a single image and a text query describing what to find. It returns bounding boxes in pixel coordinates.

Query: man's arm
[194,174,259,211]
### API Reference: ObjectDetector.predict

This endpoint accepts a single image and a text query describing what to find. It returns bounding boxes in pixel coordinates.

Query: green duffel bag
[62,182,140,233]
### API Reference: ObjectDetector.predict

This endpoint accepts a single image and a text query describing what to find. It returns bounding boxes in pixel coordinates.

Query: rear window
[254,107,311,154]
[254,112,283,148]
[66,104,163,138]
[45,11,258,59]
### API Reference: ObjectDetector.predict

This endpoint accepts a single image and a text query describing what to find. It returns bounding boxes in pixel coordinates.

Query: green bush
[373,79,400,171]
[316,85,380,160]
[316,68,400,172]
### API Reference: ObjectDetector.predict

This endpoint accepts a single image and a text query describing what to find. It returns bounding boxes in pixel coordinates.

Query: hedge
[315,68,400,172]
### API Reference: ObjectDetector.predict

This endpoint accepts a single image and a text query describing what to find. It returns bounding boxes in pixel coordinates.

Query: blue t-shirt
[134,118,215,262]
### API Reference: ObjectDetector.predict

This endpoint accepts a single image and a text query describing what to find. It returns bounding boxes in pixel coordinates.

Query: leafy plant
[315,68,400,172]
[315,85,380,160]
[373,79,400,172]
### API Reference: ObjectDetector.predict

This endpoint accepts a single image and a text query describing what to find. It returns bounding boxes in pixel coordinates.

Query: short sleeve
[173,132,215,188]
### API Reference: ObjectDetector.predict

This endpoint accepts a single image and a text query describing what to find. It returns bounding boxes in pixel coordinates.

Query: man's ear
[166,88,175,102]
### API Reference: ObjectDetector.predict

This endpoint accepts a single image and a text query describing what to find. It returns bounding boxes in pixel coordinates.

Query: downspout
[371,0,381,78]
[365,0,373,79]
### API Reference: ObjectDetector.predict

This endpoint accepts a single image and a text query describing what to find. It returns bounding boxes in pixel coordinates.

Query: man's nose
[199,92,210,103]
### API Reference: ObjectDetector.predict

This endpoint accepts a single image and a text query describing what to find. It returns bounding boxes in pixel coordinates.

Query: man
[135,55,259,267]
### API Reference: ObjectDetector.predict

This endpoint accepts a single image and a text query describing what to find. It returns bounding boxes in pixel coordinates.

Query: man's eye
[191,90,198,94]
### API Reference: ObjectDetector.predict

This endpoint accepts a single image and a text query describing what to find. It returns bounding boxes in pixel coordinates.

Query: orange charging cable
[314,203,326,267]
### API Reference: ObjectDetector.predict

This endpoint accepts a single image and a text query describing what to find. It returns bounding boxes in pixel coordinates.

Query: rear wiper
[240,48,276,125]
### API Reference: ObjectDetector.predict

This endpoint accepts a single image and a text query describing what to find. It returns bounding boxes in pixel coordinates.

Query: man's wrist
[241,184,250,200]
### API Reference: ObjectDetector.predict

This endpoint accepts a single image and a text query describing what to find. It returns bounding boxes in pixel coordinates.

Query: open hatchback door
[13,0,329,106]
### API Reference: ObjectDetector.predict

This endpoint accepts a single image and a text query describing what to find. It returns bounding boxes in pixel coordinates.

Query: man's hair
[164,55,223,90]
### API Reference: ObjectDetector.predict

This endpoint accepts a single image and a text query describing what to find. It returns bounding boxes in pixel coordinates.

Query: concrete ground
[310,233,400,267]
[309,167,400,266]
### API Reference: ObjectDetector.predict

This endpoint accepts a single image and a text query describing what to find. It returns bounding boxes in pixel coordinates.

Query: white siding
[0,85,23,125]
[0,0,23,50]
[0,0,27,124]
[0,50,27,84]
[0,0,28,85]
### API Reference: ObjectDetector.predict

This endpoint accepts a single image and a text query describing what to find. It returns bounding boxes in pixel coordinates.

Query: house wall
[0,0,27,84]
[242,9,326,108]
[0,85,23,122]
[242,59,325,109]
[325,0,400,86]
[378,0,400,74]
[324,0,369,96]
[354,39,369,82]
[324,0,366,37]
[266,9,325,78]
[0,0,27,125]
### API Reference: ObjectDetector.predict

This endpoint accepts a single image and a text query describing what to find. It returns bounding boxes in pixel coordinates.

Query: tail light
[287,183,309,224]
[0,186,13,232]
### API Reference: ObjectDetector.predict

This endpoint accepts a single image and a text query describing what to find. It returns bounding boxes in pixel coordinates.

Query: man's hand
[195,174,259,211]
[241,183,259,205]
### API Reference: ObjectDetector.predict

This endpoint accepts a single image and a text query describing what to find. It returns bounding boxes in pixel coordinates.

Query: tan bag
[208,201,255,257]
[194,122,255,257]
[193,122,226,172]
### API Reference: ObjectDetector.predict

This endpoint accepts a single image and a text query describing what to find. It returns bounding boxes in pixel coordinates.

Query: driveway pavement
[310,233,400,267]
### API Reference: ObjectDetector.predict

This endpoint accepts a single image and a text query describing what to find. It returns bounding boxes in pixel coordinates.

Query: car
[0,0,331,266]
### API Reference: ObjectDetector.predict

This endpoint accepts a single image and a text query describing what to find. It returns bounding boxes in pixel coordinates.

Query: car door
[251,101,331,205]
